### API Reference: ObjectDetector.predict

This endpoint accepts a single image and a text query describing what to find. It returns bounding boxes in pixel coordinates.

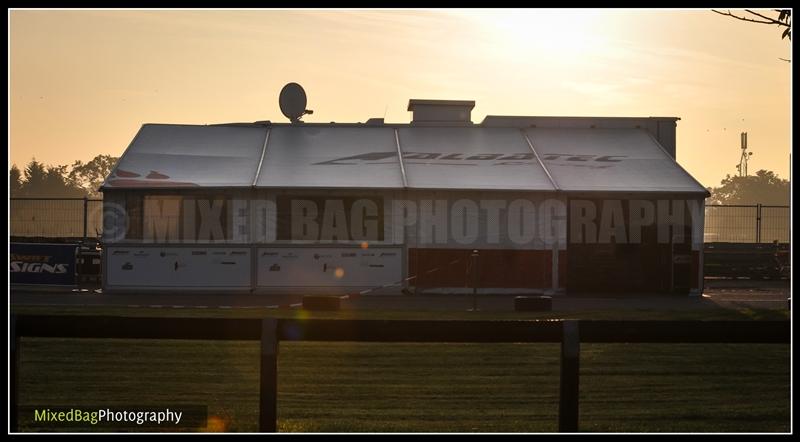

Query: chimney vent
[407,99,475,125]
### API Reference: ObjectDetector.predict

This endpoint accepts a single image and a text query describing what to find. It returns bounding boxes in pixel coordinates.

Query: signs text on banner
[10,243,78,286]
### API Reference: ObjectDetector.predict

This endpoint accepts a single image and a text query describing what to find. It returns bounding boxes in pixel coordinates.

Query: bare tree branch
[712,9,789,27]
[714,9,791,62]
[744,9,790,27]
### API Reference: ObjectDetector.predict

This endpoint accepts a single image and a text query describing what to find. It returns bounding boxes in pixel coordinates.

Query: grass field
[12,306,791,433]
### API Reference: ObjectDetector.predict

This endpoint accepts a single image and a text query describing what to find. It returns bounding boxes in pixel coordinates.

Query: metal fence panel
[760,206,790,243]
[704,204,789,243]
[10,198,103,239]
[704,205,757,243]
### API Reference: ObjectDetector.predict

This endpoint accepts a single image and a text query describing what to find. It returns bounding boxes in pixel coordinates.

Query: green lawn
[12,306,791,433]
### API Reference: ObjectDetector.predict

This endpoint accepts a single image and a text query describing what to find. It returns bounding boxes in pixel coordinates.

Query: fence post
[559,320,580,432]
[11,315,19,433]
[83,196,89,242]
[755,204,762,243]
[470,250,479,311]
[259,318,278,432]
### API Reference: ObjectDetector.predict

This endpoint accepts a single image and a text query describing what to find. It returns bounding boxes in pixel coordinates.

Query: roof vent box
[407,99,475,125]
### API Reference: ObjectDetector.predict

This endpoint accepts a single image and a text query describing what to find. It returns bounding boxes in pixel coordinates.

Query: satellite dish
[279,83,313,122]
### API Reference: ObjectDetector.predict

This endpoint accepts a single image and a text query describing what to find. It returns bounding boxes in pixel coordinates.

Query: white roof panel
[103,124,267,188]
[103,123,706,194]
[256,126,403,188]
[525,128,707,193]
[398,127,555,190]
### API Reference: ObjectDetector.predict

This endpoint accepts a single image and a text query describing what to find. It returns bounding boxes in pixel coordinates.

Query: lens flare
[205,415,228,432]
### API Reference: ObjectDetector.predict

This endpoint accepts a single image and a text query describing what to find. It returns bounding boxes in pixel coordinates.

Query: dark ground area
[10,279,790,312]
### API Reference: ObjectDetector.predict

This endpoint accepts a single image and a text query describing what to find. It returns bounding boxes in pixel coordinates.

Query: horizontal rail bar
[10,198,102,201]
[13,316,789,344]
[277,319,564,342]
[578,320,789,343]
[705,204,765,208]
[14,316,263,340]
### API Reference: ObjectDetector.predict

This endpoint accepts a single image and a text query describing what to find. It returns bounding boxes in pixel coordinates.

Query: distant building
[101,98,708,295]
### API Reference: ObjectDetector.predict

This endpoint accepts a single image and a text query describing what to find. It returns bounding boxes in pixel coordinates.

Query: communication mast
[736,132,753,177]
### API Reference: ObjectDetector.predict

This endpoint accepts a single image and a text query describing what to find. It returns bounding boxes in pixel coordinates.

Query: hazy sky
[9,9,792,188]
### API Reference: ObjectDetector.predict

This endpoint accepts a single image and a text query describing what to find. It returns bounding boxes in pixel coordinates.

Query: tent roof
[102,122,708,195]
[525,128,707,193]
[102,124,267,188]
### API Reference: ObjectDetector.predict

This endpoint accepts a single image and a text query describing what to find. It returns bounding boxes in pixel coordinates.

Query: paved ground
[10,279,790,311]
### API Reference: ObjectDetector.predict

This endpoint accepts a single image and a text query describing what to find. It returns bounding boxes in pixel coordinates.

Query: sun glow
[462,10,605,62]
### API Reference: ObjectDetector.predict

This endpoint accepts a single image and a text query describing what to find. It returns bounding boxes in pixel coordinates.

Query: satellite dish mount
[279,83,313,123]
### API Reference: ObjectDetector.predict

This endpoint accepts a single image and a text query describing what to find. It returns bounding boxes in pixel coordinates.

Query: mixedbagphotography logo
[107,197,702,246]
[20,405,208,430]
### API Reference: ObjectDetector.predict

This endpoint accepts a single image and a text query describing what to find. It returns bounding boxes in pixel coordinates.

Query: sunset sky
[9,9,792,188]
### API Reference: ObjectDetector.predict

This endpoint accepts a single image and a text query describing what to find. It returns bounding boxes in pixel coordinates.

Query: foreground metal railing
[10,316,790,433]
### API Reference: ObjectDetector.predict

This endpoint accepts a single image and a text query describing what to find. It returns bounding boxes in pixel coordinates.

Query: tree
[21,159,48,195]
[9,164,22,196]
[45,164,86,198]
[11,154,119,198]
[706,169,790,205]
[66,154,119,197]
[16,158,85,197]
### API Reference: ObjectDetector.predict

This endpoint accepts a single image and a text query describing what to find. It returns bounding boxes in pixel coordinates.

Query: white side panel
[106,246,251,287]
[256,247,402,287]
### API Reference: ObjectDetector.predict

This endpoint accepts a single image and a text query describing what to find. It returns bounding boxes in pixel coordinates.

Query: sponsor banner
[106,247,251,288]
[257,247,402,287]
[10,243,77,286]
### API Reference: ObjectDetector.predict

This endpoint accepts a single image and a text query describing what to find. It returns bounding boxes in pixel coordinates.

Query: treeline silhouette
[10,155,118,198]
[705,170,790,206]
